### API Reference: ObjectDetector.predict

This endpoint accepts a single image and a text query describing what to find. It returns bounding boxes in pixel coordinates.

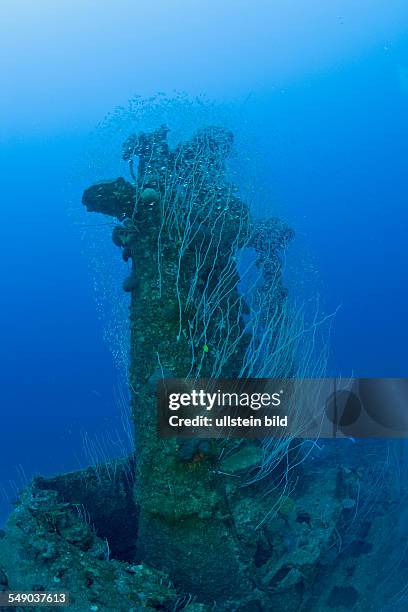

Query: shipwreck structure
[0,125,403,612]
[82,124,298,606]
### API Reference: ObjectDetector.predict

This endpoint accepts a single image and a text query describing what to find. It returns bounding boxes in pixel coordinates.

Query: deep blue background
[1,2,407,523]
[257,43,408,377]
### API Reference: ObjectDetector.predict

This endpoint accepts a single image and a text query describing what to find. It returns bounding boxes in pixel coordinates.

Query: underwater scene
[1,1,408,610]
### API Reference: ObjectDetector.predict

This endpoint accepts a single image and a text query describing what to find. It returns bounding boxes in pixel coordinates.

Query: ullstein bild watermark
[157,378,408,439]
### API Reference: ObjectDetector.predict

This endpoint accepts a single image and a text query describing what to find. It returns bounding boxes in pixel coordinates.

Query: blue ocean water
[1,1,407,530]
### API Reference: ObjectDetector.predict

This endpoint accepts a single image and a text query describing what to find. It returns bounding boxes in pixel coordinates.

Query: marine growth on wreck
[0,124,406,612]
